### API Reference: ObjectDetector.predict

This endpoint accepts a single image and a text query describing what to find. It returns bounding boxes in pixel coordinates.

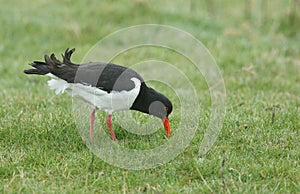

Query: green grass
[1,0,300,193]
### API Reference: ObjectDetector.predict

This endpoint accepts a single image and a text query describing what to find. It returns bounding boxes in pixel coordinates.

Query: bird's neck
[130,82,153,115]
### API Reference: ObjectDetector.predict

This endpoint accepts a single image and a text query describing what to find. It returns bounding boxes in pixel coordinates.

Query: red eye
[164,107,168,111]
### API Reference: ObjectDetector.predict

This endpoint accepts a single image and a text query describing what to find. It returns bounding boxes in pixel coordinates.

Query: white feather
[46,74,141,113]
[46,73,70,95]
[72,77,141,113]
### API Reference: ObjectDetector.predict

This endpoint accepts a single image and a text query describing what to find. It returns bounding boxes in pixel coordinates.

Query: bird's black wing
[75,62,144,93]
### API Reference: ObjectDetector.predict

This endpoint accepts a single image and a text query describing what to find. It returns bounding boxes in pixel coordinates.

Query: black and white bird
[24,48,173,141]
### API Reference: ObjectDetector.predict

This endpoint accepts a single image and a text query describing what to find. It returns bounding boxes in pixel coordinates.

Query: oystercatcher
[24,48,172,141]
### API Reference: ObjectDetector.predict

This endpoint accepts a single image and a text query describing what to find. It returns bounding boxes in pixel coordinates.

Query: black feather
[24,48,144,93]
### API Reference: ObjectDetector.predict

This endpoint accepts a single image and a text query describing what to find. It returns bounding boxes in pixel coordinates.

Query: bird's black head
[130,83,173,118]
[130,83,173,136]
[148,90,172,119]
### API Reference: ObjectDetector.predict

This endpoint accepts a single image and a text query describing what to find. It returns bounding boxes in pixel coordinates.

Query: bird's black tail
[24,48,79,83]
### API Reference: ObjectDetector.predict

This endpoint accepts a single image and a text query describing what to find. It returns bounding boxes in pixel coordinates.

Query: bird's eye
[164,107,168,111]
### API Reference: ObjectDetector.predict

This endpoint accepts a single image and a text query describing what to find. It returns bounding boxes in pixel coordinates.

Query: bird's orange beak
[162,117,172,137]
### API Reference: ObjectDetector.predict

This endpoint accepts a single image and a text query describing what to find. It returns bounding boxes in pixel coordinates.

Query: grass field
[1,0,300,193]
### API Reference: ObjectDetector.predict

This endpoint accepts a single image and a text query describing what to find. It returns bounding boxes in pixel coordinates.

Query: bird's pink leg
[90,108,96,139]
[106,114,117,141]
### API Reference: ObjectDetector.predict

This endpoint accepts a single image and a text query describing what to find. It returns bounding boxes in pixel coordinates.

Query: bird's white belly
[47,74,141,113]
[71,83,140,113]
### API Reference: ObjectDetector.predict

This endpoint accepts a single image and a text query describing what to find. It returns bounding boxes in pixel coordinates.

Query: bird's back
[24,48,144,93]
[75,62,144,93]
